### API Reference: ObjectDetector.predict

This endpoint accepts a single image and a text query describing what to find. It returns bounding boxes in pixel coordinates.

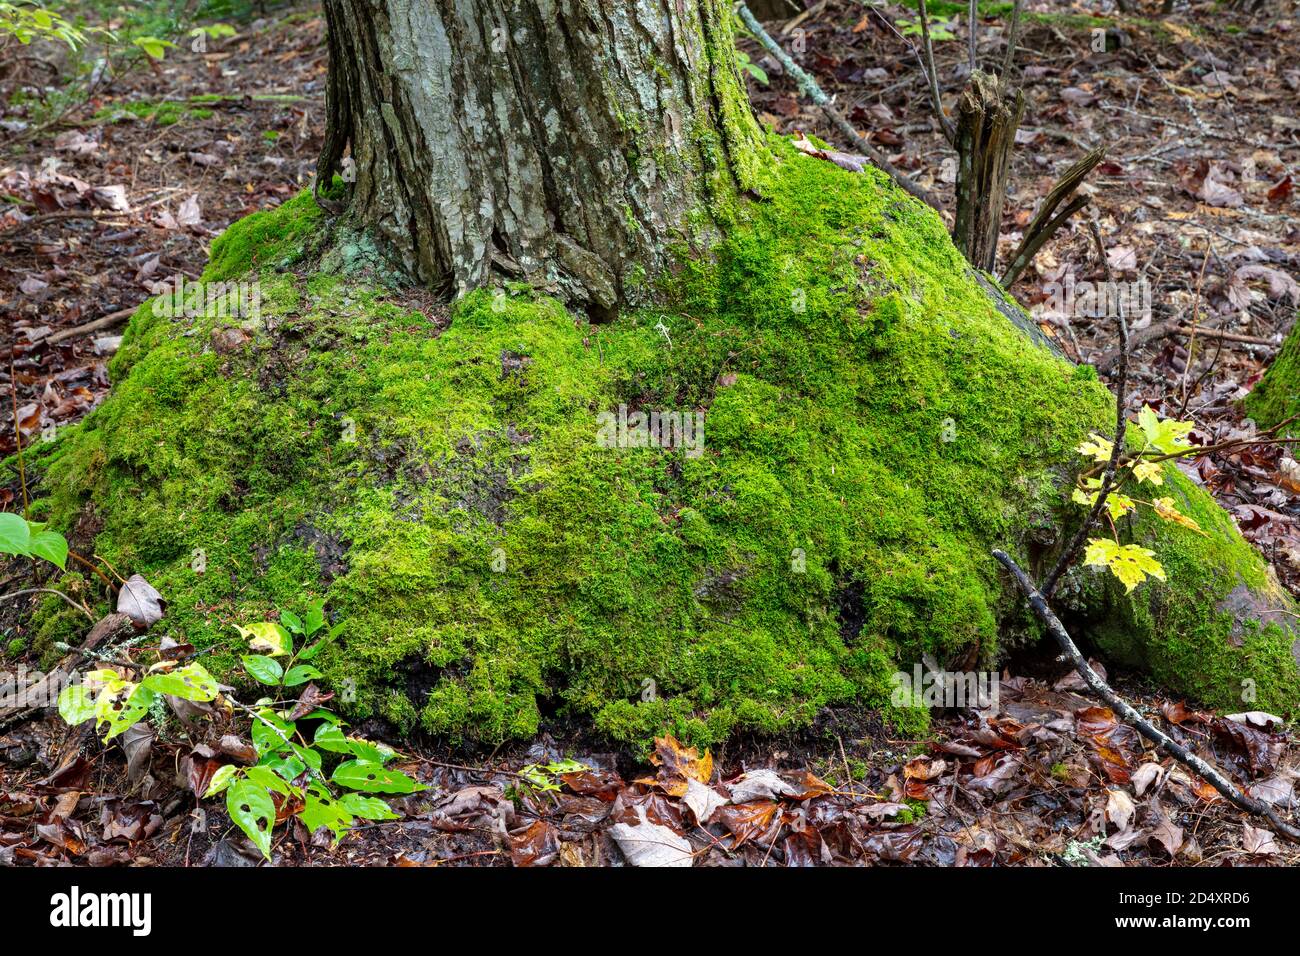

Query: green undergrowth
[9,141,1298,752]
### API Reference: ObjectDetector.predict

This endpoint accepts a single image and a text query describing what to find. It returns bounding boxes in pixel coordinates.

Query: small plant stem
[0,587,95,621]
[1041,218,1127,599]
[8,356,28,517]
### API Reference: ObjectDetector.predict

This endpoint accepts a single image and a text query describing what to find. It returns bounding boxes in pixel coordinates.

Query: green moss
[1243,313,1300,431]
[92,99,209,127]
[204,190,325,281]
[12,138,1298,751]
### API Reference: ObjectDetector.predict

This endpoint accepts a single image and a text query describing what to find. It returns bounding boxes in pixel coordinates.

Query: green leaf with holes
[227,780,275,859]
[331,759,423,793]
[94,683,156,740]
[300,792,353,844]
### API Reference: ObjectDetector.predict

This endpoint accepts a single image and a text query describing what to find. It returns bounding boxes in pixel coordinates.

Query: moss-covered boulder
[15,148,1300,748]
[1244,316,1300,431]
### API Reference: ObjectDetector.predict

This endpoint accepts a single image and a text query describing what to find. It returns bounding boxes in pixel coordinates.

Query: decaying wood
[0,612,133,727]
[1001,146,1106,288]
[951,71,1025,273]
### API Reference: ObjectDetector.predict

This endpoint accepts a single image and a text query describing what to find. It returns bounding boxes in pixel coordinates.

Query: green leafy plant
[56,601,422,860]
[734,48,769,86]
[59,660,220,739]
[1072,405,1204,592]
[0,512,69,569]
[132,34,176,59]
[0,2,86,48]
[896,15,957,40]
[517,758,588,794]
[238,600,342,689]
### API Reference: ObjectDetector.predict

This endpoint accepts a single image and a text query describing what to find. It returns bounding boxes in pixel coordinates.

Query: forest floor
[1,0,1299,867]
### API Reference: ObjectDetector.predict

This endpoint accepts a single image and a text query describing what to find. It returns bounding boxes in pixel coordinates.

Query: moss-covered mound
[15,148,1300,748]
[1244,317,1300,431]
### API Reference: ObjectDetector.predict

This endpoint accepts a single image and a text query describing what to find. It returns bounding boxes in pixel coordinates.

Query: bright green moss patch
[13,144,1299,752]
[1243,315,1300,431]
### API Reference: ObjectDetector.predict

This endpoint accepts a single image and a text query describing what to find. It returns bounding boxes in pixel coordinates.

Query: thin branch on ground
[0,587,94,621]
[993,549,1300,841]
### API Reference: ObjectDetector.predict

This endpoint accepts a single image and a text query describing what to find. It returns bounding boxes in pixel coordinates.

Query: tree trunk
[317,0,767,312]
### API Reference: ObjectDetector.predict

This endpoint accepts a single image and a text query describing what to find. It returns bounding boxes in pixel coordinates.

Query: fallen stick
[992,550,1300,841]
[736,2,944,211]
[1094,321,1278,373]
[30,306,136,347]
[0,612,133,728]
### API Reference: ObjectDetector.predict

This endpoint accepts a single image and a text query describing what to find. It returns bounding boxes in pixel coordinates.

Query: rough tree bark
[317,0,767,312]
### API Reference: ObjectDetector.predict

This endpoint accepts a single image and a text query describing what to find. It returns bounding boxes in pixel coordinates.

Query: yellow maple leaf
[1077,432,1114,463]
[1131,459,1164,485]
[1071,486,1133,520]
[1083,538,1166,592]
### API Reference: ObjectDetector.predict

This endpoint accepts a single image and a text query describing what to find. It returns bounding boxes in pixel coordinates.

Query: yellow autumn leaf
[1083,538,1166,592]
[1152,497,1204,534]
[236,621,291,656]
[1131,459,1164,485]
[1077,432,1114,463]
[1071,487,1133,520]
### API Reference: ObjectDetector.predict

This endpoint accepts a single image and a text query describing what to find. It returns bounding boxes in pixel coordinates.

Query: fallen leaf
[116,575,164,628]
[608,806,692,867]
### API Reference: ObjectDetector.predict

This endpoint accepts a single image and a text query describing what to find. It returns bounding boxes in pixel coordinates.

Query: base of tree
[14,146,1299,749]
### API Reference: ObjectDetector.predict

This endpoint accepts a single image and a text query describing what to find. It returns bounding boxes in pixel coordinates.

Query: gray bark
[317,0,766,312]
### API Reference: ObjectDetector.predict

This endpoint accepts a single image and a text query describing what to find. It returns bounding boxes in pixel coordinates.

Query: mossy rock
[13,146,1300,749]
[1243,315,1300,432]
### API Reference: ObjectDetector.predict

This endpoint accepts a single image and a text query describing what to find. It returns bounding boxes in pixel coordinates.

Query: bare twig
[0,587,95,621]
[993,550,1300,842]
[37,307,136,347]
[968,0,979,73]
[1040,218,1127,600]
[999,0,1024,81]
[918,0,957,145]
[735,2,943,211]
